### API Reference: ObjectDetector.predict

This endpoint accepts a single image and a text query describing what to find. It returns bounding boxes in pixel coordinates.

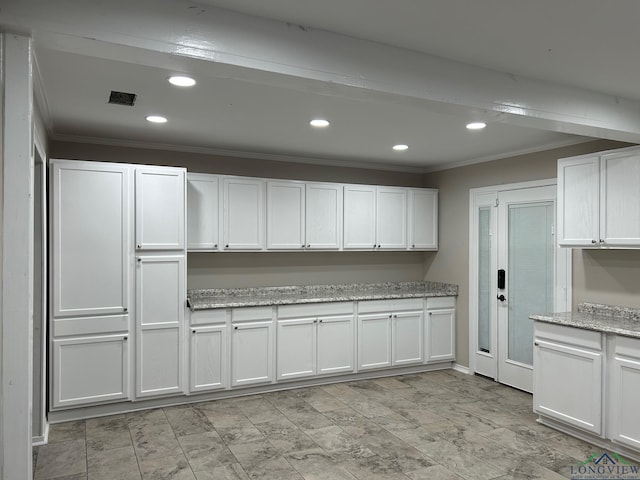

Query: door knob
[497,294,506,302]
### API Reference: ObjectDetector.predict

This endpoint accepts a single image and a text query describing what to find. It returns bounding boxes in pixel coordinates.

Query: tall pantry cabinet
[49,159,186,410]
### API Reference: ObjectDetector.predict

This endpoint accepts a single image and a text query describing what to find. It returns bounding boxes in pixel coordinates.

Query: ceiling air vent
[108,90,137,106]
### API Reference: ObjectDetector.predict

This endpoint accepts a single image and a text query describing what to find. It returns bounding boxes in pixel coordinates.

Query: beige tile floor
[33,371,614,479]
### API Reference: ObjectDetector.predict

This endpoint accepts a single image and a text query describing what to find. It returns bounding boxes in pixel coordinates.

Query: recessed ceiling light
[168,75,196,87]
[393,144,409,151]
[310,119,330,127]
[146,115,168,124]
[466,122,487,130]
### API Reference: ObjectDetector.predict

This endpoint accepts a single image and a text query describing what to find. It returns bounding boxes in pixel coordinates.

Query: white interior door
[471,183,563,393]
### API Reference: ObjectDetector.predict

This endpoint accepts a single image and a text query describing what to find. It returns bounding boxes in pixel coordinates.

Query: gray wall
[422,139,632,368]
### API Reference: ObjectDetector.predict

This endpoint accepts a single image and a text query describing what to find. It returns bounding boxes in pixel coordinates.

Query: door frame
[468,178,572,379]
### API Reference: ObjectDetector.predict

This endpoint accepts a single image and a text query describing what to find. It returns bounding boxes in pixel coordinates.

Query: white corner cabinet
[533,321,640,460]
[557,145,640,247]
[187,172,437,252]
[49,159,186,410]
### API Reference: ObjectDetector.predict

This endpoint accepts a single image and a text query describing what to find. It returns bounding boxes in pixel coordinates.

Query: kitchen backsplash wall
[573,249,640,308]
[188,251,427,289]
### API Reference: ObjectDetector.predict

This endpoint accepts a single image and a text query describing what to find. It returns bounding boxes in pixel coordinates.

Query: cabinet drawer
[53,314,129,337]
[232,306,273,322]
[358,298,424,314]
[426,296,455,309]
[190,308,228,326]
[278,302,353,319]
[614,335,640,359]
[534,322,602,351]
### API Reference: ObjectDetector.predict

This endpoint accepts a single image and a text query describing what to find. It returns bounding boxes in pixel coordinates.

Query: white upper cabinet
[557,154,600,246]
[408,188,438,250]
[187,174,435,252]
[600,150,640,246]
[135,167,186,250]
[223,177,266,250]
[305,183,343,250]
[51,160,131,317]
[344,185,377,249]
[376,187,407,249]
[558,146,640,247]
[344,185,409,250]
[267,180,306,250]
[187,173,220,251]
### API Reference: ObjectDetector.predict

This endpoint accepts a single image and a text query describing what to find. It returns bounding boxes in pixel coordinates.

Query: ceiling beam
[3,0,640,143]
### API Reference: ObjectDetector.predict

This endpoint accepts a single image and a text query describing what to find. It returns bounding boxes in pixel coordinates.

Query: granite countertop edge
[531,302,640,339]
[188,281,458,310]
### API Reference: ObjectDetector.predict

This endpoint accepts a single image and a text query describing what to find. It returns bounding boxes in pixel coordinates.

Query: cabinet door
[136,255,185,397]
[557,155,600,246]
[267,181,305,250]
[376,187,407,249]
[51,160,131,317]
[52,334,128,408]
[276,318,316,380]
[306,183,343,250]
[600,151,640,246]
[187,173,220,251]
[344,185,376,249]
[231,321,274,386]
[135,167,186,250]
[392,311,423,365]
[190,325,228,393]
[425,308,456,363]
[408,189,438,250]
[317,314,354,375]
[533,339,602,435]
[610,354,640,449]
[358,313,392,370]
[223,177,266,250]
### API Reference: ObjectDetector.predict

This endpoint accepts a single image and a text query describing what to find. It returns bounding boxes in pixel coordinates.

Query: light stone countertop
[188,281,458,310]
[530,302,640,339]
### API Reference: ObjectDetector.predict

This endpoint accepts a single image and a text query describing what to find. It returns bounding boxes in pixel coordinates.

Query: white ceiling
[9,0,640,171]
[198,0,640,101]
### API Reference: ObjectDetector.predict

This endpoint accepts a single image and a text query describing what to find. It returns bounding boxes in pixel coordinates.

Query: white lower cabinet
[276,303,355,380]
[190,325,228,393]
[358,299,425,371]
[316,314,354,375]
[231,307,275,387]
[534,322,604,437]
[277,318,316,380]
[52,334,129,408]
[534,321,640,459]
[392,312,423,365]
[136,255,185,398]
[534,337,603,435]
[358,313,393,370]
[609,336,640,450]
[425,297,456,363]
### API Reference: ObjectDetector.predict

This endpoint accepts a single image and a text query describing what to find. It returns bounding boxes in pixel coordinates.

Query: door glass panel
[478,207,491,353]
[507,202,554,365]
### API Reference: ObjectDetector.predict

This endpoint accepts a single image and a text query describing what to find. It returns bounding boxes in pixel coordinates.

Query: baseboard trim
[48,362,455,424]
[32,422,49,447]
[452,363,471,375]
